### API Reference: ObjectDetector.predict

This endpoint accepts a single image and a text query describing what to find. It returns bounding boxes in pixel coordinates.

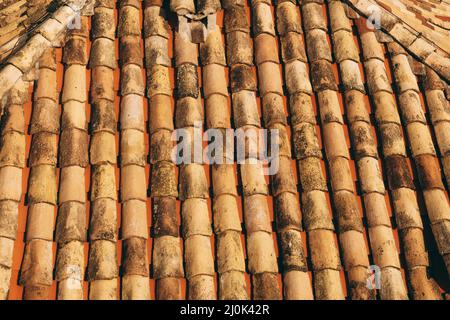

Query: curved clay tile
[200,26,248,300]
[329,0,408,300]
[55,16,89,300]
[87,0,119,300]
[357,18,443,299]
[0,76,29,300]
[174,30,216,300]
[145,4,185,300]
[302,1,373,300]
[387,41,450,278]
[118,0,152,300]
[276,0,345,300]
[170,0,195,17]
[197,0,222,18]
[252,0,313,300]
[224,4,281,300]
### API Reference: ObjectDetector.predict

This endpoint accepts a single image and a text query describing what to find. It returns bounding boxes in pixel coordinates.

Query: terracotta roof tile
[0,0,448,300]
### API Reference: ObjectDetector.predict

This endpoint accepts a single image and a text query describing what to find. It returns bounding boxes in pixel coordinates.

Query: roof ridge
[0,0,95,106]
[343,0,450,83]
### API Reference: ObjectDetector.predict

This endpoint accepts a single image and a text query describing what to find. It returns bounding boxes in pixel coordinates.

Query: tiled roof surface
[0,0,449,300]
